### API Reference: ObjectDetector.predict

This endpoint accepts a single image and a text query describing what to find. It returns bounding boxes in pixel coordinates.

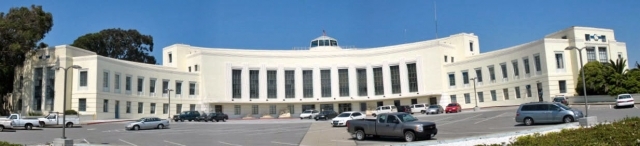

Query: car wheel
[0,125,4,132]
[157,124,164,129]
[133,125,140,131]
[25,124,33,130]
[355,130,365,141]
[174,120,178,122]
[215,119,219,122]
[458,109,461,113]
[372,114,376,117]
[188,120,192,122]
[222,119,226,122]
[404,131,415,142]
[300,117,303,120]
[563,116,574,123]
[524,118,534,126]
[180,119,184,122]
[315,118,318,121]
[65,122,73,128]
[421,111,425,114]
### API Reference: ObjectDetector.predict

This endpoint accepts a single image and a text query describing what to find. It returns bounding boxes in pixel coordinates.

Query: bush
[0,141,22,146]
[64,110,78,115]
[477,117,640,146]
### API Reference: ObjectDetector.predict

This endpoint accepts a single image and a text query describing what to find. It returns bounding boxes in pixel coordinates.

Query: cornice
[72,55,198,76]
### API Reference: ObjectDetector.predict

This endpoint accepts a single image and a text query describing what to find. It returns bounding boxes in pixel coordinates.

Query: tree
[71,28,156,64]
[0,5,53,115]
[576,61,608,95]
[605,58,628,96]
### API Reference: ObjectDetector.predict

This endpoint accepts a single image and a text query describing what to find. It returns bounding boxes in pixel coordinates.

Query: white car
[615,94,635,108]
[411,103,429,114]
[299,110,320,119]
[38,112,80,128]
[0,119,13,131]
[330,111,366,127]
[372,105,397,117]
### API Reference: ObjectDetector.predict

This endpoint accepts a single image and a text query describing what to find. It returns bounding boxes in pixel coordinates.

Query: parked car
[397,105,413,114]
[4,114,40,130]
[553,96,569,106]
[125,117,170,131]
[426,105,444,114]
[38,112,80,128]
[299,110,320,119]
[346,113,438,142]
[331,111,366,127]
[203,113,228,122]
[372,105,397,117]
[0,119,13,131]
[315,110,338,121]
[615,94,635,108]
[445,103,462,113]
[174,111,201,122]
[411,103,429,114]
[515,102,584,126]
[195,111,209,122]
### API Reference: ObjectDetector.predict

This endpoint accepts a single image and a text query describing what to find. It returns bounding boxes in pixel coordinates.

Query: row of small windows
[449,55,541,86]
[96,71,198,96]
[451,80,566,104]
[78,98,196,114]
[231,63,419,99]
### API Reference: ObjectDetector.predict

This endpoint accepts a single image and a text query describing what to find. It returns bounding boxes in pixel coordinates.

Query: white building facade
[11,26,628,119]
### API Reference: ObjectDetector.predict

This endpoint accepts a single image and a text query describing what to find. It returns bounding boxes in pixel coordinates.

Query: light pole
[52,65,82,139]
[566,46,589,117]
[165,89,174,120]
[470,77,479,111]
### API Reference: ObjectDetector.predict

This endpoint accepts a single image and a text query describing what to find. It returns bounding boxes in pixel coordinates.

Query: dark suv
[397,105,413,114]
[173,111,201,122]
[204,112,229,122]
[314,110,338,121]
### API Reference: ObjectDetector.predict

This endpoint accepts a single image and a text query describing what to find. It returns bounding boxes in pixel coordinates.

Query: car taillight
[516,112,520,117]
[346,121,349,127]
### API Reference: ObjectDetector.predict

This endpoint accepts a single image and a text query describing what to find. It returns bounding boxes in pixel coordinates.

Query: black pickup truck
[346,112,437,142]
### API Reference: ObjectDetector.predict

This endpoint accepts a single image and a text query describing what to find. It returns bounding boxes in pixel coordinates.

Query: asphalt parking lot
[1,104,639,146]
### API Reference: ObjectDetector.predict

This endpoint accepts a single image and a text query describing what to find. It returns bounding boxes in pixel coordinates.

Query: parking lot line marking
[118,139,137,146]
[438,114,483,126]
[330,140,355,143]
[164,140,186,146]
[473,112,510,124]
[271,141,299,146]
[610,105,612,109]
[218,141,242,146]
[430,116,453,122]
[83,139,91,144]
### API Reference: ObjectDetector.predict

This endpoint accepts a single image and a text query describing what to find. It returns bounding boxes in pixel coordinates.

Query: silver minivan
[515,102,584,126]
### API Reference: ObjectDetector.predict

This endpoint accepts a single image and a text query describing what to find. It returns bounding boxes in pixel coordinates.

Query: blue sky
[2,0,639,66]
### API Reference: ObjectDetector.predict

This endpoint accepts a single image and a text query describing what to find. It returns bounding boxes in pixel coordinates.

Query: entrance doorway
[214,105,223,113]
[301,104,315,112]
[429,97,437,105]
[320,104,334,112]
[536,82,544,102]
[115,100,120,119]
[338,103,352,113]
[393,100,400,107]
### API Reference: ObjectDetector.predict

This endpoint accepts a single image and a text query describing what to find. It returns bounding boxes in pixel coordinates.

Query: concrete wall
[567,94,640,104]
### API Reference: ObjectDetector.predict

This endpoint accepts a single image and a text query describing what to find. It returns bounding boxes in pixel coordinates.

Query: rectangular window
[232,70,241,98]
[80,71,88,87]
[491,90,497,101]
[360,102,367,111]
[512,61,520,76]
[149,79,156,93]
[79,98,86,111]
[488,66,496,81]
[559,80,567,93]
[475,69,483,82]
[585,34,591,41]
[137,78,144,92]
[407,63,418,92]
[250,70,259,99]
[138,102,144,113]
[168,53,172,63]
[189,104,196,111]
[618,52,622,59]
[269,105,276,114]
[176,82,182,95]
[515,87,521,98]
[444,56,448,62]
[339,69,349,97]
[390,66,401,94]
[267,70,277,99]
[526,85,532,97]
[462,71,469,84]
[188,66,191,72]
[598,47,608,63]
[503,88,509,100]
[501,63,508,78]
[534,55,541,72]
[103,72,109,90]
[450,95,457,103]
[451,57,455,63]
[470,42,474,51]
[478,92,484,102]
[448,73,455,86]
[150,103,156,114]
[586,47,596,62]
[126,76,132,91]
[176,104,182,114]
[523,58,531,74]
[103,99,109,112]
[464,93,471,104]
[285,70,295,98]
[303,70,313,98]
[195,65,198,71]
[288,104,295,114]
[411,99,417,104]
[373,67,384,95]
[189,83,196,95]
[252,105,259,114]
[115,74,120,91]
[126,101,131,113]
[163,103,168,114]
[357,69,368,96]
[321,69,331,97]
[234,105,241,115]
[555,53,564,69]
[162,80,169,94]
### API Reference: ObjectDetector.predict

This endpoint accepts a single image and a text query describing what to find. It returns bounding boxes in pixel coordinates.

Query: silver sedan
[125,117,170,130]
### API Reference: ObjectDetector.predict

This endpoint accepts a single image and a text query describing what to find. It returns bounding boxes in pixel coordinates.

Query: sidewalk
[80,119,137,125]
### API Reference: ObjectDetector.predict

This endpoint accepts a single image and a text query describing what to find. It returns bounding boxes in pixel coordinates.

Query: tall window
[475,69,483,82]
[503,88,509,100]
[321,70,331,97]
[138,102,143,113]
[78,98,86,111]
[559,80,567,93]
[285,70,295,98]
[162,80,169,94]
[598,47,608,63]
[79,71,88,87]
[469,42,474,51]
[534,55,541,72]
[448,73,455,86]
[338,69,349,97]
[103,99,109,112]
[126,101,131,113]
[462,71,469,84]
[515,87,521,98]
[267,70,277,99]
[555,53,564,69]
[149,79,156,94]
[407,63,418,92]
[168,53,172,63]
[176,82,182,95]
[189,83,196,95]
[586,47,596,62]
[288,104,295,114]
[491,90,497,101]
[137,78,144,92]
[512,61,520,76]
[114,74,120,91]
[234,105,241,115]
[303,70,313,98]
[464,93,470,104]
[232,70,241,98]
[249,70,259,99]
[500,63,508,78]
[269,105,276,114]
[390,66,401,94]
[450,95,457,103]
[526,85,532,97]
[103,72,109,90]
[373,67,384,95]
[189,104,196,111]
[357,69,367,96]
[163,104,169,114]
[176,104,182,114]
[126,76,132,91]
[150,103,156,114]
[478,92,484,102]
[523,58,531,74]
[252,105,259,114]
[488,66,496,81]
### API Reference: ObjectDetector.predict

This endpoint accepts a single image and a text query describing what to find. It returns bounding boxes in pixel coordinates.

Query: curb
[83,119,137,125]
[231,118,296,120]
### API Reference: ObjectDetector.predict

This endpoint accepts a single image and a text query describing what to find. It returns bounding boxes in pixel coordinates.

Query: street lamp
[52,65,82,139]
[165,89,174,120]
[470,77,479,111]
[565,46,589,117]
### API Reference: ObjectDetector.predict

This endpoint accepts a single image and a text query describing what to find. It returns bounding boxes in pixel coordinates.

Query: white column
[225,63,232,101]
[295,67,303,99]
[277,65,285,99]
[416,56,425,93]
[382,61,391,96]
[367,64,375,97]
[349,65,357,98]
[259,64,266,99]
[313,66,321,98]
[399,59,408,94]
[242,64,249,100]
[331,65,339,98]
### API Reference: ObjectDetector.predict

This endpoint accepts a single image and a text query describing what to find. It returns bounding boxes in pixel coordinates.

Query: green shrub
[477,117,640,146]
[0,141,22,146]
[27,111,42,116]
[64,110,79,115]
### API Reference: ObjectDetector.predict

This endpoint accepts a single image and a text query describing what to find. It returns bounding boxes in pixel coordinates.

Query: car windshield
[302,110,312,113]
[137,118,146,122]
[447,103,457,107]
[553,98,564,102]
[414,104,424,108]
[337,113,351,117]
[556,103,571,110]
[619,95,632,99]
[396,114,418,122]
[429,105,439,108]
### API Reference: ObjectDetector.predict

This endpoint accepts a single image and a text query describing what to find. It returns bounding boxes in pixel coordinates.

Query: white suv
[372,105,397,117]
[299,110,320,119]
[411,103,429,114]
[615,94,635,108]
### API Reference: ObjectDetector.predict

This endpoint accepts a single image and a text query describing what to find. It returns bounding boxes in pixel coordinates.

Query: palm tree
[608,58,627,74]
